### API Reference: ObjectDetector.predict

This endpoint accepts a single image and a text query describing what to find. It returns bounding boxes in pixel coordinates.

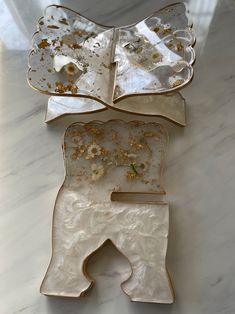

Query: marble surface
[0,0,235,313]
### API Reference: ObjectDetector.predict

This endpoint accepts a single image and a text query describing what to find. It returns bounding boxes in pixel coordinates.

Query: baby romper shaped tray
[40,120,174,303]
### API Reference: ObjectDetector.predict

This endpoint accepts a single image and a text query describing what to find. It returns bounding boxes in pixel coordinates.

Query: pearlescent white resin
[40,120,174,303]
[45,93,186,125]
[41,191,173,303]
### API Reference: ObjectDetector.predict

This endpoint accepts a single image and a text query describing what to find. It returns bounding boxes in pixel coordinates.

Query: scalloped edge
[27,2,196,105]
[40,119,174,303]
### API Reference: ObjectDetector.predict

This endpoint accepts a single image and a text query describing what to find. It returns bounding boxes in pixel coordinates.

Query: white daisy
[151,52,161,62]
[72,136,83,147]
[91,164,104,181]
[87,144,101,158]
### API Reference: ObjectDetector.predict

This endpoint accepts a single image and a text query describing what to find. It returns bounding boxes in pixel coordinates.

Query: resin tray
[40,120,174,303]
[28,3,195,124]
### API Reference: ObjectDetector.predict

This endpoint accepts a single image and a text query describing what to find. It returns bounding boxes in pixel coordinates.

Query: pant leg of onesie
[112,202,174,303]
[40,187,106,297]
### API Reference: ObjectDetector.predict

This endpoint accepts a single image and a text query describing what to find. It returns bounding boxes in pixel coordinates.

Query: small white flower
[72,136,83,146]
[91,164,104,181]
[87,144,101,158]
[151,52,161,62]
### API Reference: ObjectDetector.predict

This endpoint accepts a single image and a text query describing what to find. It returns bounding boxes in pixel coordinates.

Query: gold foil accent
[28,3,195,125]
[40,120,174,303]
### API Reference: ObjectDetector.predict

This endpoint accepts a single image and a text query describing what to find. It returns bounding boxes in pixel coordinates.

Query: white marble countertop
[1,0,235,313]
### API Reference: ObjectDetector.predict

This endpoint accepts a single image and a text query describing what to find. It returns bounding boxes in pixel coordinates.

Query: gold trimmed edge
[40,120,174,303]
[27,2,196,102]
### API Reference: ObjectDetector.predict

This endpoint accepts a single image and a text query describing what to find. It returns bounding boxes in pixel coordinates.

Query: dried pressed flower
[91,164,104,181]
[87,143,101,158]
[151,52,160,61]
[72,136,83,146]
[71,147,79,160]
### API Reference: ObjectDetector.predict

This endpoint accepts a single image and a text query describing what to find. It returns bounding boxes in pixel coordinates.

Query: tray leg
[113,203,174,303]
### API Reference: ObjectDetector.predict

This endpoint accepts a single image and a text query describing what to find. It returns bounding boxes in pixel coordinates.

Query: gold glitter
[171,79,183,88]
[71,147,79,160]
[176,41,183,51]
[59,18,69,25]
[51,39,57,45]
[84,127,104,137]
[144,132,154,137]
[71,85,78,94]
[129,138,144,150]
[112,131,118,141]
[101,147,109,156]
[162,27,172,34]
[126,171,137,179]
[153,26,160,33]
[38,39,50,49]
[47,25,60,29]
[55,81,66,93]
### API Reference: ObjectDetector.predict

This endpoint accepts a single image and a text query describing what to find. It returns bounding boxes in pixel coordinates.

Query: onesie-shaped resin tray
[28,3,195,124]
[41,120,174,303]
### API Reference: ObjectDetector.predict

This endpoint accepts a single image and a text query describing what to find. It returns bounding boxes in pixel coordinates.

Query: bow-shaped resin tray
[28,3,195,124]
[40,120,174,303]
